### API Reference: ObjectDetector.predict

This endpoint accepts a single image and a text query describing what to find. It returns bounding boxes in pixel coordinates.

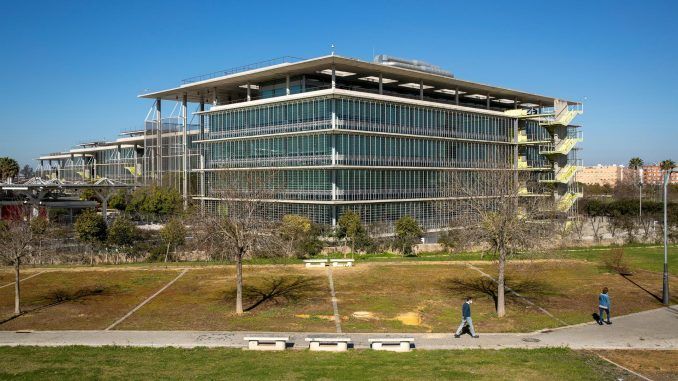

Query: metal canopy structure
[139,55,574,107]
[0,177,134,222]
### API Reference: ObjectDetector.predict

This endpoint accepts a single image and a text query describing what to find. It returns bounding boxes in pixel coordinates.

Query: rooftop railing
[181,56,305,85]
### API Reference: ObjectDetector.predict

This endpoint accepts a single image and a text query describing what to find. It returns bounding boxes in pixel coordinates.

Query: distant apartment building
[577,164,629,186]
[642,164,678,185]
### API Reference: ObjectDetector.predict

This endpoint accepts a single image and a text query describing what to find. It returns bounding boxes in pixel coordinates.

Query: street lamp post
[663,168,676,305]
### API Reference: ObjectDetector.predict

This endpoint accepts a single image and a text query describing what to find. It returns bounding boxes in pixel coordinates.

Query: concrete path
[0,306,675,350]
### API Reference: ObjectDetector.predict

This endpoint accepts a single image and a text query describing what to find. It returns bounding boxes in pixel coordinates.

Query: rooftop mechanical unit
[373,55,453,78]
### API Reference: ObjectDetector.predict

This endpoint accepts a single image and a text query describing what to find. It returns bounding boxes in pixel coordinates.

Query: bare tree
[0,210,35,315]
[444,170,556,317]
[192,171,281,314]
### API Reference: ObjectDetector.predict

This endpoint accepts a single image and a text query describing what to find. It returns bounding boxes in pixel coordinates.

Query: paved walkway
[0,306,675,350]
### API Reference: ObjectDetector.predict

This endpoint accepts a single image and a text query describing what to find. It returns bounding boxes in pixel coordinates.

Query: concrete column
[331,65,336,89]
[199,100,206,212]
[246,83,251,101]
[420,80,424,100]
[132,145,138,183]
[81,154,86,181]
[40,160,44,178]
[182,93,188,210]
[379,73,383,94]
[455,88,459,105]
[486,94,491,110]
[156,98,162,185]
[116,145,121,180]
[212,87,218,105]
[286,75,290,95]
[514,99,518,109]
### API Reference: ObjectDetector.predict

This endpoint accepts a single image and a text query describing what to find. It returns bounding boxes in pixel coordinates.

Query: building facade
[578,165,629,186]
[642,164,678,185]
[40,55,584,234]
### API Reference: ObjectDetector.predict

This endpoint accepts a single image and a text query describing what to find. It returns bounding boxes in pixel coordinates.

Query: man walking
[598,287,611,325]
[454,296,479,338]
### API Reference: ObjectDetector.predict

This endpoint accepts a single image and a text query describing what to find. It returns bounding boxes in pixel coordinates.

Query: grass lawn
[0,346,627,381]
[0,269,179,330]
[596,350,678,381]
[474,261,678,330]
[565,245,678,275]
[0,244,674,332]
[117,266,337,332]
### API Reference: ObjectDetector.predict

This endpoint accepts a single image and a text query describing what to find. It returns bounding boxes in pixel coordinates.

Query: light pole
[663,168,676,305]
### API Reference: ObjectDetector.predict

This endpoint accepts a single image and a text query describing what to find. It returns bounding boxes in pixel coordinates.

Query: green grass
[564,245,678,275]
[0,346,624,381]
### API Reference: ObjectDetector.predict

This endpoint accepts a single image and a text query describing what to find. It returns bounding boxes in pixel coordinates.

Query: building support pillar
[155,98,162,185]
[331,65,336,89]
[455,88,459,105]
[246,83,251,101]
[286,75,290,95]
[486,94,491,110]
[379,73,383,94]
[199,98,206,213]
[420,80,424,100]
[182,93,188,210]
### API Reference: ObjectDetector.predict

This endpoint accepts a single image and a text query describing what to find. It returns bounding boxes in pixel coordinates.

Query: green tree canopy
[394,215,423,255]
[660,159,676,171]
[279,214,323,258]
[75,210,107,245]
[0,157,20,180]
[337,210,370,253]
[127,185,182,221]
[159,218,186,251]
[107,216,138,249]
[628,157,644,170]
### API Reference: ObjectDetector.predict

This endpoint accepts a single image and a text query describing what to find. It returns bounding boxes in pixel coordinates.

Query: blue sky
[0,0,676,167]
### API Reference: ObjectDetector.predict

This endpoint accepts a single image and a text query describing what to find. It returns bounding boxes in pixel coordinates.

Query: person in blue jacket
[598,287,611,325]
[454,296,479,338]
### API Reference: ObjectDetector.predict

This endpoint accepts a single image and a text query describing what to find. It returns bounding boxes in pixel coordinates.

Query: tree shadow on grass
[443,277,555,310]
[0,285,115,325]
[241,276,322,312]
[619,274,663,303]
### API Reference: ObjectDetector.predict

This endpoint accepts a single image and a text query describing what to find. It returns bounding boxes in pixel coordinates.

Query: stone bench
[305,337,352,352]
[330,258,354,267]
[303,259,328,268]
[368,337,414,352]
[243,336,289,351]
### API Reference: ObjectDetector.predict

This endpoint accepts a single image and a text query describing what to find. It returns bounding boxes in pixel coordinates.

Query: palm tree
[0,157,20,182]
[628,157,644,170]
[659,159,675,171]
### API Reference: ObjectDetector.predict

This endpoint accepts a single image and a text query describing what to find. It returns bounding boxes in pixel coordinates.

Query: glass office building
[41,54,583,236]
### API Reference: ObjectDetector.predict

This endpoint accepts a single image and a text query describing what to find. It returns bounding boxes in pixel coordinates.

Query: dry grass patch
[0,269,178,330]
[474,261,678,328]
[117,265,336,331]
[596,350,678,381]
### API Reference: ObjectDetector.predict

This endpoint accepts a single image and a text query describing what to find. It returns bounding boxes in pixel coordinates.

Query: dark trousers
[599,307,610,323]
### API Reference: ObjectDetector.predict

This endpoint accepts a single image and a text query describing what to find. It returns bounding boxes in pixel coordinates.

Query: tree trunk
[164,243,170,263]
[496,248,506,318]
[14,258,21,315]
[235,250,244,315]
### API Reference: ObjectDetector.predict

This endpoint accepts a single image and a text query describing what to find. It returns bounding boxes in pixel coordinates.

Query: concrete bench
[303,259,328,268]
[330,258,354,267]
[243,336,289,351]
[305,337,352,352]
[368,337,414,352]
